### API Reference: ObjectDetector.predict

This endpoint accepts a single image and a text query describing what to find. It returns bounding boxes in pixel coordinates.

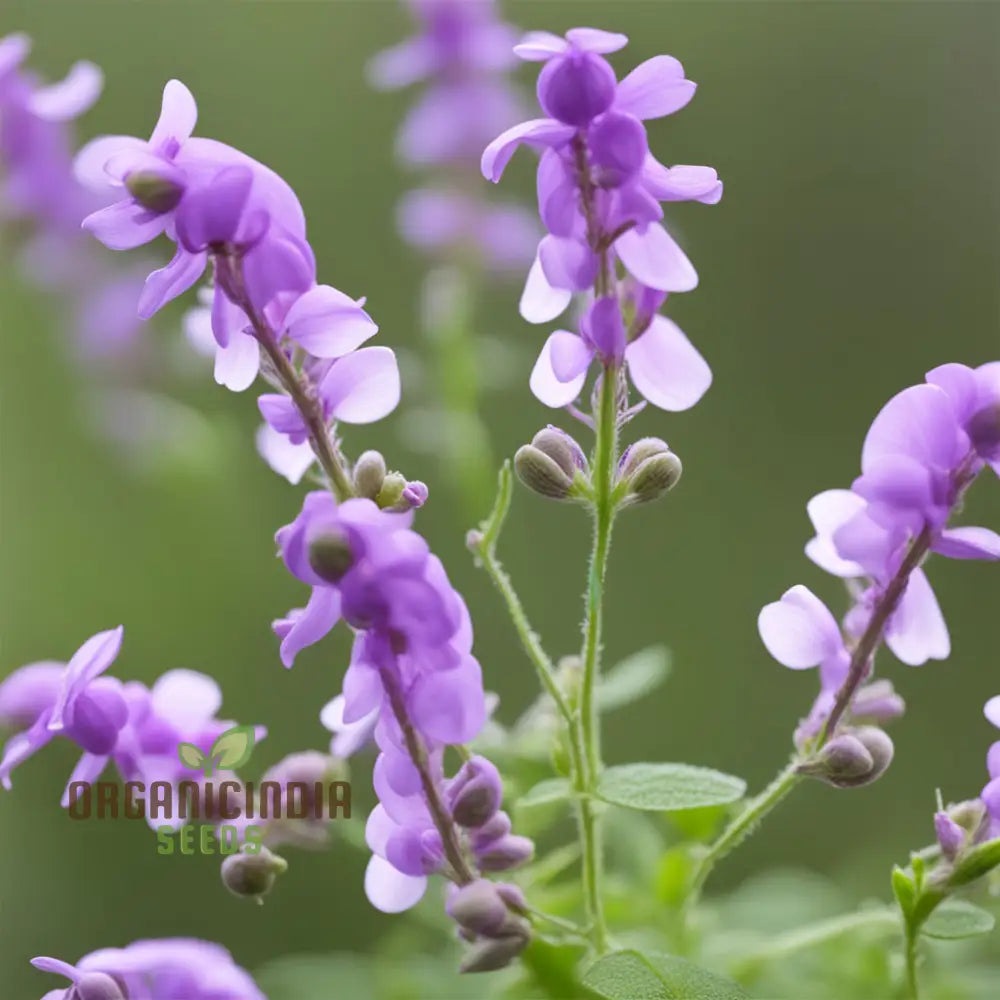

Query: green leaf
[597,646,671,713]
[596,763,746,813]
[948,836,1000,887]
[519,777,573,810]
[207,724,256,774]
[891,865,916,919]
[922,899,996,940]
[176,742,207,771]
[583,950,748,999]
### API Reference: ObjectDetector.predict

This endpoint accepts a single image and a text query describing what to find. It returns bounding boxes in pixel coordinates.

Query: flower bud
[447,880,510,936]
[624,452,683,506]
[477,834,534,872]
[851,680,906,724]
[537,51,617,127]
[307,530,354,583]
[74,973,126,1000]
[618,437,671,479]
[531,426,588,477]
[398,480,428,510]
[935,811,966,861]
[471,811,512,852]
[221,844,288,902]
[125,169,184,213]
[352,450,386,500]
[799,727,894,788]
[969,403,1000,461]
[459,925,530,974]
[450,756,503,828]
[514,445,574,500]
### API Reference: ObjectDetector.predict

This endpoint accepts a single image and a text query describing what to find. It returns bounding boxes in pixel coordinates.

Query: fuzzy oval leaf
[596,763,746,813]
[922,900,996,940]
[597,646,671,713]
[947,836,1000,887]
[583,950,748,999]
[177,742,207,771]
[209,725,256,772]
[519,778,573,810]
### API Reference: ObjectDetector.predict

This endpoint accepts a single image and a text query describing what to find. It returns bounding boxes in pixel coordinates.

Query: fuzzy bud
[447,880,510,936]
[514,445,574,500]
[352,450,387,500]
[450,756,503,828]
[307,530,354,583]
[624,452,683,506]
[618,437,671,479]
[125,169,184,213]
[221,845,288,902]
[459,924,531,974]
[477,834,534,872]
[73,974,126,1000]
[531,426,588,477]
[799,727,894,788]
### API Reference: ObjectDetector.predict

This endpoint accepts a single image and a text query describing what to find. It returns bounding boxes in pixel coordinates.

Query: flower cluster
[274,493,532,943]
[0,627,264,821]
[32,939,263,1000]
[370,0,535,270]
[483,28,721,412]
[75,80,401,486]
[759,364,1000,764]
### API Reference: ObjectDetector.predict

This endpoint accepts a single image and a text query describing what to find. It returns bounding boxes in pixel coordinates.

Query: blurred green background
[1,1,999,996]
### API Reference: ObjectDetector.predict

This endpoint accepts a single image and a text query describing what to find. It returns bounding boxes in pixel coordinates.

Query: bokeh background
[1,1,999,996]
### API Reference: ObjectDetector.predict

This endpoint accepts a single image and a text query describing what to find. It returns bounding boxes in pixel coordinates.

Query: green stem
[471,463,572,725]
[904,925,921,1000]
[573,367,619,955]
[687,760,803,909]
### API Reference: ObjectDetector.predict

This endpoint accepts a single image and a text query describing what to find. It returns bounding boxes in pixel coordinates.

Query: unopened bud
[450,756,503,828]
[471,811,512,852]
[459,925,530,974]
[530,426,588,477]
[125,170,184,213]
[307,530,354,583]
[477,834,534,872]
[618,437,671,479]
[935,811,966,861]
[74,973,126,1000]
[352,450,386,499]
[800,727,894,788]
[221,844,288,902]
[514,445,574,500]
[375,472,426,511]
[447,879,510,936]
[624,452,682,505]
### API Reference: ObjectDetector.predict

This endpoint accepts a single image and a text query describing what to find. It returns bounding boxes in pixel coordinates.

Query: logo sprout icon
[177,725,256,778]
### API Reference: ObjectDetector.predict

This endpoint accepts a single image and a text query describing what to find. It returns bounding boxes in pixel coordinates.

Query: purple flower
[0,627,126,791]
[529,292,711,410]
[32,939,265,1000]
[321,693,378,758]
[983,696,1000,837]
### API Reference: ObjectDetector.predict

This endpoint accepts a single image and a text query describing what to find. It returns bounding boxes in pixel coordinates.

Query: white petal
[885,569,950,666]
[530,334,587,408]
[519,253,572,324]
[364,854,427,913]
[214,332,260,392]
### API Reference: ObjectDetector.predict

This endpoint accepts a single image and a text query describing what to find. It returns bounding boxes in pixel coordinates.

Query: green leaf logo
[177,725,256,777]
[177,742,208,772]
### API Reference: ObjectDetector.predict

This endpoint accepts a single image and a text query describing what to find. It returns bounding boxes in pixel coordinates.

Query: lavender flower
[482,28,720,411]
[760,365,1000,750]
[32,939,264,1000]
[982,695,1000,838]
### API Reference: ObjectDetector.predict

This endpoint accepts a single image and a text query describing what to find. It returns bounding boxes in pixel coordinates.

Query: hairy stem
[217,254,355,501]
[904,925,921,1000]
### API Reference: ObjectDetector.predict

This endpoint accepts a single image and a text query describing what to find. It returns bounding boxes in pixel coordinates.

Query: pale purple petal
[255,424,314,484]
[277,587,342,668]
[284,285,378,357]
[364,854,427,913]
[615,56,696,120]
[481,118,575,182]
[149,79,198,149]
[138,247,207,318]
[932,526,1000,561]
[984,696,1000,729]
[28,61,103,121]
[615,223,698,292]
[885,568,950,666]
[805,490,868,577]
[257,394,307,438]
[214,331,260,392]
[0,33,30,78]
[549,330,593,382]
[0,663,63,728]
[30,957,79,980]
[925,363,980,423]
[82,199,168,251]
[365,803,395,856]
[520,253,572,324]
[861,384,968,473]
[367,37,434,89]
[320,346,401,424]
[183,304,216,357]
[624,314,711,411]
[74,135,147,192]
[530,333,587,407]
[758,585,842,669]
[49,627,124,731]
[150,669,222,732]
[60,753,110,807]
[565,28,629,54]
[642,159,723,204]
[408,658,487,744]
[513,31,568,61]
[538,234,598,291]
